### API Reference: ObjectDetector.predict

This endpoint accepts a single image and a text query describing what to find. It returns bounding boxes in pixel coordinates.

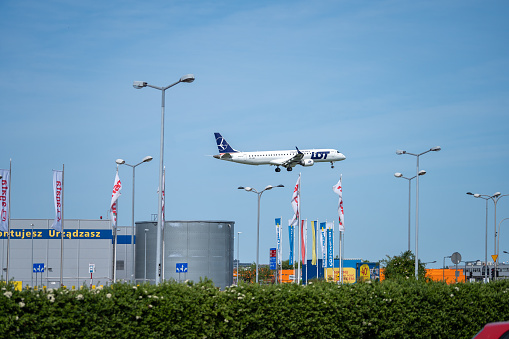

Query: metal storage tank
[135,220,234,289]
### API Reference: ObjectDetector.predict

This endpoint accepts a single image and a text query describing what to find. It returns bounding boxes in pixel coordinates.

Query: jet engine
[300,159,314,166]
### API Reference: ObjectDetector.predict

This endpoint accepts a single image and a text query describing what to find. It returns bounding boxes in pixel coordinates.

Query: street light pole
[396,146,440,279]
[237,231,242,284]
[238,184,284,284]
[116,156,153,283]
[466,192,490,282]
[394,170,426,252]
[443,255,451,282]
[467,192,508,281]
[133,74,195,284]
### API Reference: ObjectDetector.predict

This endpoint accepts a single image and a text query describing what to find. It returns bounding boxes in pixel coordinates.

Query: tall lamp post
[133,74,195,284]
[466,192,491,282]
[237,231,242,284]
[443,255,451,282]
[238,184,284,283]
[467,192,508,280]
[394,170,426,251]
[116,156,153,282]
[498,217,509,279]
[396,146,441,279]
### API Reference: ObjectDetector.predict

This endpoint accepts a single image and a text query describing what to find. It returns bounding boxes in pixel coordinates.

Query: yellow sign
[492,255,498,262]
[325,268,356,284]
[359,264,371,281]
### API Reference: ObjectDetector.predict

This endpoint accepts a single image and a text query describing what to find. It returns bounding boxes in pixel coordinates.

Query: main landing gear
[275,167,281,172]
[287,167,292,172]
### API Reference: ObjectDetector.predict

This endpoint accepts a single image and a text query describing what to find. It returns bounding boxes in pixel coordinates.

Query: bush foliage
[1,278,509,338]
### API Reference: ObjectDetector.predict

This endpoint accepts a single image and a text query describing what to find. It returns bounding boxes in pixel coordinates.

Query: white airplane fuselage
[217,149,345,166]
[213,133,346,172]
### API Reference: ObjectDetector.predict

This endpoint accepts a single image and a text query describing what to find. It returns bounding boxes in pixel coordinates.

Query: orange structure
[426,268,465,284]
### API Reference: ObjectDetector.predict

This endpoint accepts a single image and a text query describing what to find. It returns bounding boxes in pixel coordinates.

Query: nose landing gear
[330,161,334,169]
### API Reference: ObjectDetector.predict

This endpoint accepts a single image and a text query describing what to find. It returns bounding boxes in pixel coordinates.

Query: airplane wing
[270,147,304,168]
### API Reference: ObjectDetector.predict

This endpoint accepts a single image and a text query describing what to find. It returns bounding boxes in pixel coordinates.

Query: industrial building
[1,219,234,289]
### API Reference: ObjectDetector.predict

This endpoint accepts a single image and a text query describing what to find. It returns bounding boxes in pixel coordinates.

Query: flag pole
[316,220,319,280]
[112,165,118,283]
[6,159,12,283]
[297,173,301,285]
[60,164,64,287]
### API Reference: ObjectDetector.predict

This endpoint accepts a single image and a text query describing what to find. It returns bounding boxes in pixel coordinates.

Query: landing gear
[287,167,293,172]
[275,167,281,173]
[331,161,334,169]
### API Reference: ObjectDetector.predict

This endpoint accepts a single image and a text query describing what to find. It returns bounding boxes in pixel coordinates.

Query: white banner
[0,169,10,232]
[276,218,282,265]
[290,174,301,227]
[301,219,307,264]
[320,222,327,268]
[161,167,165,229]
[51,170,63,232]
[332,176,345,232]
[110,170,122,227]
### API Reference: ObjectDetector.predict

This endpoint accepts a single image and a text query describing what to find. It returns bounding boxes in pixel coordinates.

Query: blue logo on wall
[176,263,188,273]
[33,263,45,273]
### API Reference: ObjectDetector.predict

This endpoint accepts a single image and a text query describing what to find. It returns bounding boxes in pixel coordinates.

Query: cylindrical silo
[136,220,234,289]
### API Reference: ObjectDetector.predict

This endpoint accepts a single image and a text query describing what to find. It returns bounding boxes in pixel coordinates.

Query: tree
[238,263,274,284]
[381,250,427,280]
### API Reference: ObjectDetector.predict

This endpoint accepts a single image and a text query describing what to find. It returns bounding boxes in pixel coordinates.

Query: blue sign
[33,263,45,273]
[327,229,334,268]
[176,263,188,273]
[270,257,277,270]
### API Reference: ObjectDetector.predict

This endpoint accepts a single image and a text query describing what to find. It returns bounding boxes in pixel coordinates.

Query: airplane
[213,133,346,172]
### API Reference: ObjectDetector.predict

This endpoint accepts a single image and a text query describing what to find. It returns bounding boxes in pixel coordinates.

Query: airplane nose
[339,153,346,160]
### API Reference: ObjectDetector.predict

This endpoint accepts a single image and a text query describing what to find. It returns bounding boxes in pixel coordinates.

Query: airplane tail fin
[214,133,239,153]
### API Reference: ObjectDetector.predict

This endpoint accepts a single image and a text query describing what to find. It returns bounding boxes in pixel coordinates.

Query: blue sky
[1,0,508,269]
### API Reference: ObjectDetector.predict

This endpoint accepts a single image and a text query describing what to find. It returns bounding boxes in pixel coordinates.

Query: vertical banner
[320,222,327,268]
[0,169,10,232]
[161,167,165,229]
[327,222,334,268]
[288,219,294,265]
[275,218,282,265]
[333,176,345,231]
[301,219,307,264]
[51,170,63,232]
[311,220,317,265]
[110,170,122,227]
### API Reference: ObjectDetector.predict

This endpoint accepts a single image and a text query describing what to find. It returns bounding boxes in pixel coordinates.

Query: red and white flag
[332,175,345,231]
[290,174,301,227]
[0,169,10,232]
[161,167,165,229]
[51,170,63,232]
[301,219,307,263]
[110,170,122,227]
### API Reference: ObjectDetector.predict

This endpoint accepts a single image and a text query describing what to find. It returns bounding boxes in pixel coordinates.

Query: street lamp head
[116,159,125,165]
[133,81,147,89]
[180,74,195,83]
[466,192,474,195]
[265,185,274,190]
[142,156,153,163]
[474,194,481,198]
[431,146,441,152]
[418,170,426,176]
[276,184,284,188]
[237,186,244,190]
[396,150,406,155]
[394,172,403,178]
[493,192,501,197]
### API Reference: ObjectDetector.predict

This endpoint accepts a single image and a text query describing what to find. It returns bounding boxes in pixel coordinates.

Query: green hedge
[1,279,508,338]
